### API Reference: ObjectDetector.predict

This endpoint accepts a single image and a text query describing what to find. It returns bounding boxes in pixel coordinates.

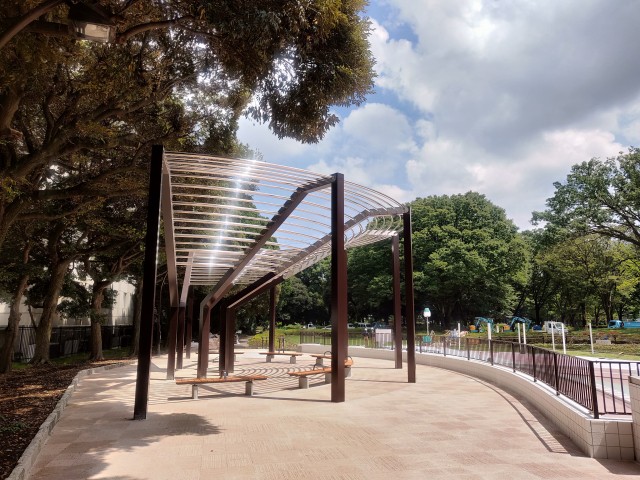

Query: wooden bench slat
[176,375,267,385]
[259,352,303,356]
[288,369,329,377]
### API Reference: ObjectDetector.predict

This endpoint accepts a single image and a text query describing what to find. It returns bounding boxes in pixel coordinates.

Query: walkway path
[28,350,640,479]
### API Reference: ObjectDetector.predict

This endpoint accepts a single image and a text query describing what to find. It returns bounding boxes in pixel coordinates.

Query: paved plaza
[27,350,640,479]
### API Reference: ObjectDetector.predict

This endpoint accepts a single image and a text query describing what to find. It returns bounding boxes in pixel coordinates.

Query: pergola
[133,146,416,419]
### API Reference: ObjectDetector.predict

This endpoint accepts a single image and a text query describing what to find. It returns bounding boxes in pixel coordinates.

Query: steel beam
[204,177,333,310]
[392,235,402,369]
[133,145,163,420]
[331,173,347,402]
[403,210,416,383]
[161,163,180,380]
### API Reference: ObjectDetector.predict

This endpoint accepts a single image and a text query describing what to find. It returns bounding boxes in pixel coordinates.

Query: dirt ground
[0,359,133,479]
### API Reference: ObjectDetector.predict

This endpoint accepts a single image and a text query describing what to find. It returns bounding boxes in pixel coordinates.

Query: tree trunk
[89,282,110,361]
[31,259,71,364]
[130,276,143,357]
[0,272,29,373]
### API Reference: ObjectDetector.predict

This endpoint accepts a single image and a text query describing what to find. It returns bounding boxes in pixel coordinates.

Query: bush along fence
[418,335,640,418]
[2,325,134,362]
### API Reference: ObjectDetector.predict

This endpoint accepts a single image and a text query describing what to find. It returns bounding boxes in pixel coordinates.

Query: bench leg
[245,381,254,396]
[345,367,352,378]
[299,377,309,389]
[324,372,332,384]
[192,384,199,400]
[315,358,324,367]
[289,356,297,364]
[265,355,273,363]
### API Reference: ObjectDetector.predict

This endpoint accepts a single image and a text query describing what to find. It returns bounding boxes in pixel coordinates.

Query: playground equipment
[509,316,532,331]
[608,319,640,329]
[469,317,494,333]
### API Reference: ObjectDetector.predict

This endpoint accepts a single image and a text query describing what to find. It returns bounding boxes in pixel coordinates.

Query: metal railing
[417,335,639,418]
[3,325,134,362]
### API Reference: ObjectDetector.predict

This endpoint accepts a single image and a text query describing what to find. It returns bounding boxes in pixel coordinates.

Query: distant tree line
[275,149,640,332]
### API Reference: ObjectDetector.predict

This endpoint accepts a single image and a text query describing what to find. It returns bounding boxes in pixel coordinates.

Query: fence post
[511,342,516,373]
[531,346,537,382]
[466,337,470,361]
[489,339,494,366]
[588,361,600,419]
[443,337,447,357]
[553,351,559,395]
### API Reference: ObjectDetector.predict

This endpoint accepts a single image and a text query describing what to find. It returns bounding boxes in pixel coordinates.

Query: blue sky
[238,0,640,230]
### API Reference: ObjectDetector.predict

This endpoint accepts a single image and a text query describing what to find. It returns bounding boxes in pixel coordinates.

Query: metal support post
[133,145,163,420]
[176,305,185,370]
[269,286,276,353]
[403,210,416,383]
[392,235,402,369]
[197,305,211,378]
[185,288,193,358]
[331,173,347,402]
[224,308,236,374]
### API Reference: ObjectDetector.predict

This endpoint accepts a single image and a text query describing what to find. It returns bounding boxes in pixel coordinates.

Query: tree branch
[0,0,66,50]
[116,17,194,44]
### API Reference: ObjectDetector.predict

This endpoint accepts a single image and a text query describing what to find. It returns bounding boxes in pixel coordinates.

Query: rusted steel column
[197,304,211,378]
[269,286,276,352]
[403,210,416,383]
[392,235,402,369]
[185,288,193,358]
[224,308,236,374]
[166,306,179,380]
[134,145,163,420]
[176,305,185,370]
[219,303,227,375]
[331,173,347,402]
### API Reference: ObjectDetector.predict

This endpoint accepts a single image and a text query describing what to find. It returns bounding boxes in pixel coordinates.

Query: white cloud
[236,0,640,231]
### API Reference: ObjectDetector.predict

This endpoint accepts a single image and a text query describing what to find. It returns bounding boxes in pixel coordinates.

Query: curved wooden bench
[176,375,267,398]
[260,351,303,364]
[288,358,353,388]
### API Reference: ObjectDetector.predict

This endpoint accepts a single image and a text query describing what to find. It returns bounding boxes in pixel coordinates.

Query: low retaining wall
[630,377,640,462]
[299,344,635,461]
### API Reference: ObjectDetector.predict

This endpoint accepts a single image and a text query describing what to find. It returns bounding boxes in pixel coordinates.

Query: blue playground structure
[470,317,494,333]
[508,316,532,331]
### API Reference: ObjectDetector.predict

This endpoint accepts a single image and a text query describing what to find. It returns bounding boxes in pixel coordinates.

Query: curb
[7,362,131,480]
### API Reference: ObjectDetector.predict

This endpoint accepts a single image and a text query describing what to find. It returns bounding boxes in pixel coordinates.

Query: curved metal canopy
[162,152,407,300]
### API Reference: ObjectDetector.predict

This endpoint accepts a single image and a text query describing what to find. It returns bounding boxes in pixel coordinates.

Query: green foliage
[411,192,528,327]
[534,147,640,247]
[278,260,330,325]
[0,415,26,434]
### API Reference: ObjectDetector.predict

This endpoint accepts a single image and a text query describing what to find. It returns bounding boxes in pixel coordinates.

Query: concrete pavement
[27,350,640,479]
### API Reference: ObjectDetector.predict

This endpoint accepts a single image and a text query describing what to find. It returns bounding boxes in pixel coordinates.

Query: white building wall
[0,280,136,328]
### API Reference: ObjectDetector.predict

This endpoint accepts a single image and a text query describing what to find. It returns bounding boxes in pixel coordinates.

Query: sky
[237,0,640,231]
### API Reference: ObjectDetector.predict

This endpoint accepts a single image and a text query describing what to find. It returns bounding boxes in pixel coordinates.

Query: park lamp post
[423,307,431,334]
[67,2,116,43]
[0,1,116,51]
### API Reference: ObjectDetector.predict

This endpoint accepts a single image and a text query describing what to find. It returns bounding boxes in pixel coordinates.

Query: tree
[411,192,528,328]
[534,148,640,248]
[0,223,35,373]
[347,243,394,322]
[0,0,375,252]
[278,260,330,325]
